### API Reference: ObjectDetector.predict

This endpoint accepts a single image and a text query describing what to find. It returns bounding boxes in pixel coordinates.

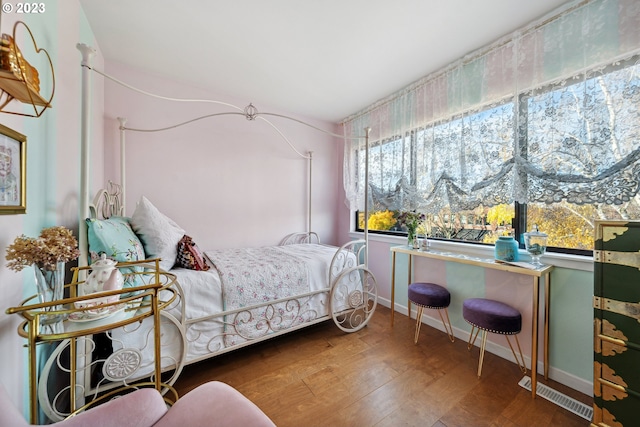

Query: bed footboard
[328,240,378,332]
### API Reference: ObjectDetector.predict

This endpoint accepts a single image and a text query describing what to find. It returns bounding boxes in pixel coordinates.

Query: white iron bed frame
[36,43,381,422]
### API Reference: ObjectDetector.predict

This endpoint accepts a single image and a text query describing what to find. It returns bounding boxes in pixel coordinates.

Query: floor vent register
[518,376,593,421]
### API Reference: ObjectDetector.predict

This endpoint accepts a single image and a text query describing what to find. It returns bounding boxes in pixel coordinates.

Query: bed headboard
[89,181,124,220]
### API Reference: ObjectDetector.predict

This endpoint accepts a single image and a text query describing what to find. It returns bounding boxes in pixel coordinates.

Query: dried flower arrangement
[5,226,80,272]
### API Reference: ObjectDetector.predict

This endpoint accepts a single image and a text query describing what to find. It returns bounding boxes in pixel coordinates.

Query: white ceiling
[80,0,571,123]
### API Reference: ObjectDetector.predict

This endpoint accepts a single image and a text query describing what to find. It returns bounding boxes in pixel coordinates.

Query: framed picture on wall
[0,123,26,214]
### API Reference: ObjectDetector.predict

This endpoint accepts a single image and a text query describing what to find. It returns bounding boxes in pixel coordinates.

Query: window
[356,56,640,254]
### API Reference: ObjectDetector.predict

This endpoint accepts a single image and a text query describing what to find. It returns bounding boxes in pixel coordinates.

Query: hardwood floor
[173,306,593,427]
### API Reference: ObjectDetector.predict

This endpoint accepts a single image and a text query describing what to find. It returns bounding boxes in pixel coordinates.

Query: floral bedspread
[205,246,310,346]
[205,247,309,312]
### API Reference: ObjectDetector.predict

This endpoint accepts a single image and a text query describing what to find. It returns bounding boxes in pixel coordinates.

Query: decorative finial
[76,43,96,67]
[244,103,258,120]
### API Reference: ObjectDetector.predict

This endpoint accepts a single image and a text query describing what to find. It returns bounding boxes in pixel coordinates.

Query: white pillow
[130,196,185,271]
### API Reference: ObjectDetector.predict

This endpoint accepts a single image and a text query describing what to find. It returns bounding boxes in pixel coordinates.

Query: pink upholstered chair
[0,381,276,427]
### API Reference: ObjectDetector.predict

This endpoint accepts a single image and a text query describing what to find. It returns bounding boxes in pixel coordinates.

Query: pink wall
[103,62,345,249]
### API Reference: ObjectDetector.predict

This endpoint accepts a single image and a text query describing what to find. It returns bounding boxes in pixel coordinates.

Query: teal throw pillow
[86,216,146,291]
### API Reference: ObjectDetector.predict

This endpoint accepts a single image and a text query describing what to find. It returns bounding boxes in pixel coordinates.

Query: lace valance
[343,0,640,213]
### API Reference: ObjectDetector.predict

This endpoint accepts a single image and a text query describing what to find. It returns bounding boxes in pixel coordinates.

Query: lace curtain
[343,0,640,213]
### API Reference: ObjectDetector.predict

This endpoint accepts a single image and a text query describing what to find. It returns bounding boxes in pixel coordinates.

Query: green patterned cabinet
[592,221,640,427]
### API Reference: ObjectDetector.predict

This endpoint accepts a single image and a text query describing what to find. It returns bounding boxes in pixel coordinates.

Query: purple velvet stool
[408,282,455,344]
[462,298,527,378]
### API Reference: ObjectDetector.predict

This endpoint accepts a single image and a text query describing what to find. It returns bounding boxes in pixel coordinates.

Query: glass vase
[34,261,66,333]
[524,226,548,267]
[407,228,416,247]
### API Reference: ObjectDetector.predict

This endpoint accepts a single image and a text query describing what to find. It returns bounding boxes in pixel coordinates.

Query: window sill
[349,231,594,272]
